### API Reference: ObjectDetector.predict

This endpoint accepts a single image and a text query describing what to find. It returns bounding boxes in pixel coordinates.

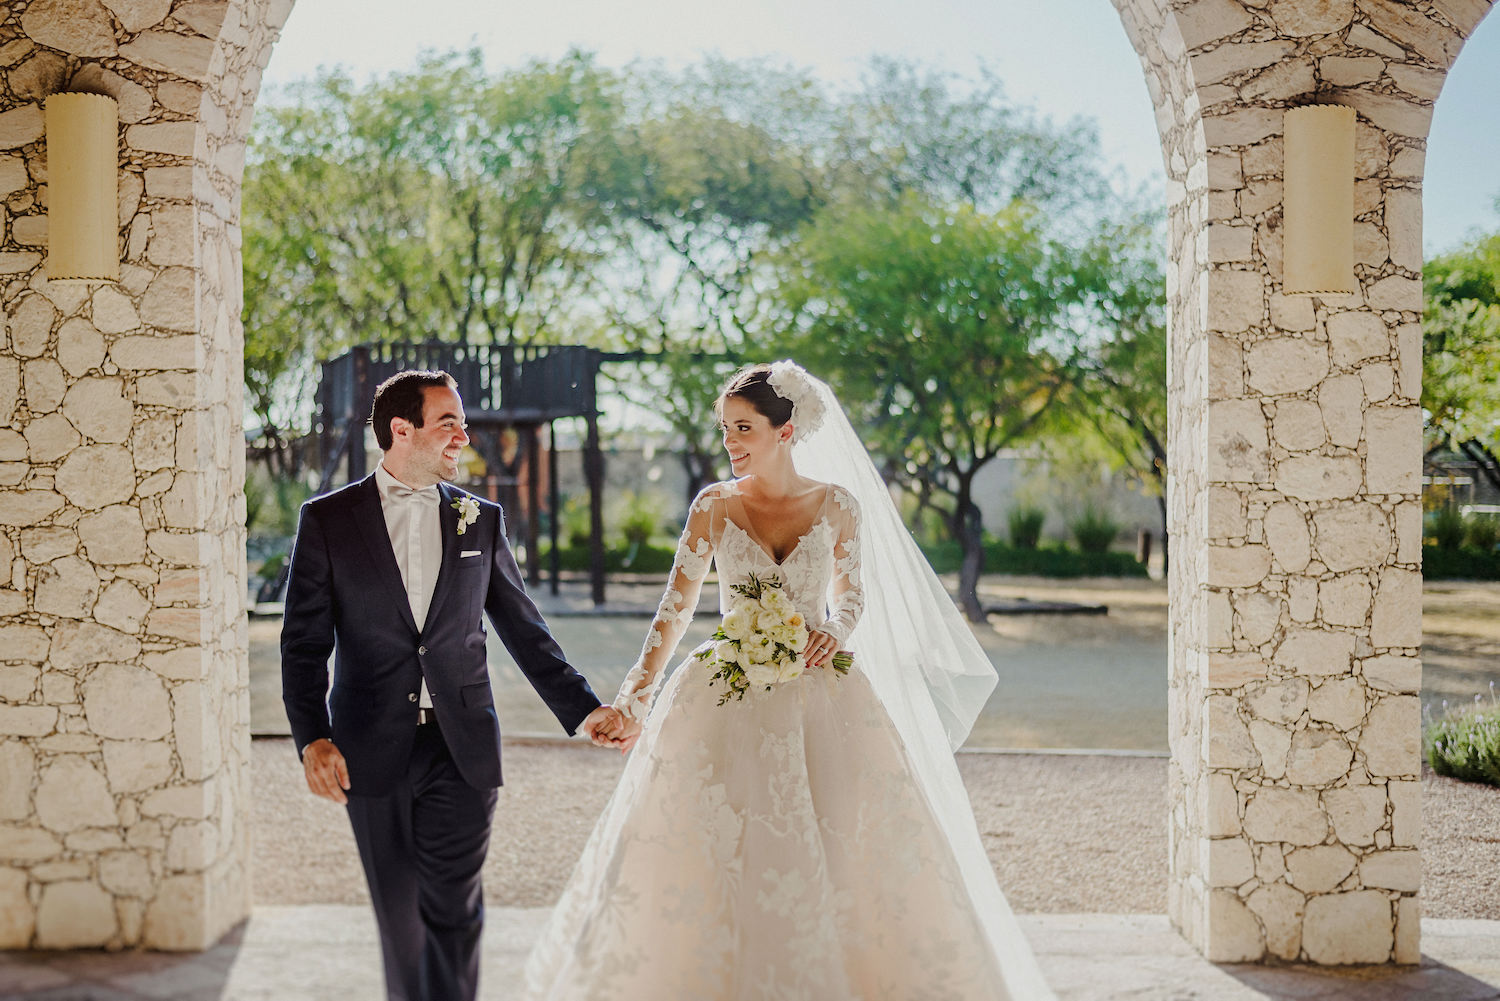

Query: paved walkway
[2,907,1498,1000]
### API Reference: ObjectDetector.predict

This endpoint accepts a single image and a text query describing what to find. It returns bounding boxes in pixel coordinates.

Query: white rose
[786,624,808,652]
[747,637,774,664]
[713,640,738,665]
[746,663,779,688]
[776,656,805,683]
[754,607,786,634]
[722,606,754,641]
[762,589,792,615]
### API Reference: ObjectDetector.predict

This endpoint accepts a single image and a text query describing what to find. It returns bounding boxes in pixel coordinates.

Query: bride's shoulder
[802,480,859,518]
[690,481,737,513]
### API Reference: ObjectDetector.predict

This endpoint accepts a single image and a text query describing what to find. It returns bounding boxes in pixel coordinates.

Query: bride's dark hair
[715,364,793,426]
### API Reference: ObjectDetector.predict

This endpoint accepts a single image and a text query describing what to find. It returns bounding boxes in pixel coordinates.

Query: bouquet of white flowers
[695,571,852,705]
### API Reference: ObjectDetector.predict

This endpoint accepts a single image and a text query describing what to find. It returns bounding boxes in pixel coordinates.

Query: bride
[524,362,1053,1000]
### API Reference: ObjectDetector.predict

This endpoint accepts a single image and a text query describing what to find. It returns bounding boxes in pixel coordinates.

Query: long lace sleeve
[612,485,720,721]
[819,487,864,645]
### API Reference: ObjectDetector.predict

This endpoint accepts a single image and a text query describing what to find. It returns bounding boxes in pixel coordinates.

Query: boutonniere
[451,495,480,535]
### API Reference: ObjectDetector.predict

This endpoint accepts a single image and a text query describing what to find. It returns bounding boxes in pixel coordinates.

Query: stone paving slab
[2,908,1498,1000]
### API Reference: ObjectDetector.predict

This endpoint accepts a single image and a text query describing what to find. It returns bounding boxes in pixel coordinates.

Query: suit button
[407,693,417,703]
[418,645,427,655]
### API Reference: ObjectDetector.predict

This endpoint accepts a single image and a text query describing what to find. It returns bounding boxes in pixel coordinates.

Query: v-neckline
[728,484,830,566]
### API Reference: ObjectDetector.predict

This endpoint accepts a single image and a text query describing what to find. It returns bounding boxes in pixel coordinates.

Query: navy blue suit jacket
[280,475,601,796]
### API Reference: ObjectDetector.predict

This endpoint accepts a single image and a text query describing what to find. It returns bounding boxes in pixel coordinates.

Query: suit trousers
[345,722,498,1001]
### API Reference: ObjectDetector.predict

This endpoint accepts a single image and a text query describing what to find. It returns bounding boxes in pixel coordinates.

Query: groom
[281,369,622,1001]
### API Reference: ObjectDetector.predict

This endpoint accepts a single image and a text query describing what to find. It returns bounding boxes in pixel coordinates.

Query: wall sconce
[1282,104,1356,296]
[45,92,119,284]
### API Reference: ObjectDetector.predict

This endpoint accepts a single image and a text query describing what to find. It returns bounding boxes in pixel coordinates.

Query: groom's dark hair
[370,370,457,450]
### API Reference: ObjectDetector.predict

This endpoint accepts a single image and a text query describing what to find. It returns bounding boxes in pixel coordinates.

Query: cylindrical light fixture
[45,92,120,284]
[1283,104,1356,296]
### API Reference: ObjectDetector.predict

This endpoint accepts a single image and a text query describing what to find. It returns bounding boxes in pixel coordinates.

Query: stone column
[1113,0,1494,965]
[0,0,291,950]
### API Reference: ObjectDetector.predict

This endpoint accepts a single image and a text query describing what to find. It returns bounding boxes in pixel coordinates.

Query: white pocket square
[460,550,482,558]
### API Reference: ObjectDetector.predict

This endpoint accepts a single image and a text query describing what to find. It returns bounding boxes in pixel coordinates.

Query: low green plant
[559,494,593,549]
[1068,503,1120,554]
[1467,513,1500,553]
[614,490,664,547]
[1426,688,1500,787]
[1007,505,1046,550]
[1429,506,1467,550]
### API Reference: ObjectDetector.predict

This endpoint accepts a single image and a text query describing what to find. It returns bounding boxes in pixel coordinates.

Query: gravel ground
[251,737,1500,918]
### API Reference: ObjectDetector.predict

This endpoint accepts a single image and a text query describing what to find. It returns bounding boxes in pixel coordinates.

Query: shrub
[1423,545,1500,581]
[1068,503,1120,554]
[614,490,664,547]
[1426,689,1500,787]
[1467,513,1500,553]
[559,494,593,549]
[1429,506,1467,550]
[918,540,1148,578]
[1006,506,1046,550]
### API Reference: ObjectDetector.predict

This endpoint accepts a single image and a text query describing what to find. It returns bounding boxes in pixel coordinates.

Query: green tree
[1424,226,1500,489]
[780,194,1083,620]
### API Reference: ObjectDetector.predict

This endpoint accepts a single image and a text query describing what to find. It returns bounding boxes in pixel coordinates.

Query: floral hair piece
[766,360,825,445]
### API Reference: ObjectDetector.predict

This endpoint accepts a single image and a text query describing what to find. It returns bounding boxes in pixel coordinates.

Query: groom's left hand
[580,706,629,750]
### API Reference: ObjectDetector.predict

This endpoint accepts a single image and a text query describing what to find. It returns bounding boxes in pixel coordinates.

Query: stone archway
[0,0,1494,964]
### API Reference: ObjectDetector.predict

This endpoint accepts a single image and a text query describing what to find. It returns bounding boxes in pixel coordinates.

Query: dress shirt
[374,462,443,709]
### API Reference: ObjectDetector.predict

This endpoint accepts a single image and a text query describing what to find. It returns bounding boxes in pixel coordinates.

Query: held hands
[302,738,351,805]
[581,705,641,754]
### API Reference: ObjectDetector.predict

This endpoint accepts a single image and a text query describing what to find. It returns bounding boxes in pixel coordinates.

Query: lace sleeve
[612,485,719,721]
[819,487,864,645]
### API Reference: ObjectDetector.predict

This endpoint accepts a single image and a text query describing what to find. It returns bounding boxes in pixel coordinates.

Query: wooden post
[585,411,606,607]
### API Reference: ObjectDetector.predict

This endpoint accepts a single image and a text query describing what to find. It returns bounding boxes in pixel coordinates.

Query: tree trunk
[952,471,986,623]
[1459,439,1500,494]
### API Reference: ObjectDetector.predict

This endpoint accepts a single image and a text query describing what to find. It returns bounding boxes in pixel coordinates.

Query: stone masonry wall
[0,0,289,950]
[1112,0,1494,965]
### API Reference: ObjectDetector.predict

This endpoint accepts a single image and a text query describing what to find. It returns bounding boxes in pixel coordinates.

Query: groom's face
[399,385,470,485]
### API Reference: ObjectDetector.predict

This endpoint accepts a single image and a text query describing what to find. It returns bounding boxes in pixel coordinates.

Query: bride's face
[719,397,791,475]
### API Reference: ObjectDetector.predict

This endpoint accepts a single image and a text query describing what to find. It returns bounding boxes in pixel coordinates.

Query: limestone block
[0,704,57,736]
[62,378,133,445]
[147,530,205,567]
[1320,55,1384,86]
[1234,591,1283,645]
[34,554,100,619]
[1244,787,1328,845]
[1240,178,1283,218]
[144,206,197,267]
[1360,849,1419,892]
[1241,58,1315,102]
[1208,592,1235,648]
[1326,313,1387,368]
[1246,339,1328,396]
[1325,784,1387,846]
[10,293,56,357]
[1318,574,1371,629]
[0,156,27,197]
[1209,400,1269,482]
[83,663,172,741]
[1248,720,1291,778]
[55,444,136,509]
[1268,0,1353,33]
[156,568,203,605]
[1263,502,1311,572]
[0,867,34,948]
[1383,189,1423,276]
[1208,772,1242,837]
[90,286,141,335]
[1365,276,1423,315]
[1207,487,1245,539]
[99,0,174,30]
[161,473,201,528]
[125,122,197,158]
[136,371,196,408]
[102,739,174,795]
[1312,504,1391,570]
[1206,889,1264,963]
[1371,569,1421,647]
[118,30,215,81]
[1207,223,1253,262]
[48,621,140,672]
[1207,271,1265,332]
[1364,695,1420,777]
[1207,544,1272,588]
[1274,629,1354,677]
[1361,653,1419,695]
[78,504,147,565]
[141,784,211,820]
[1272,400,1325,452]
[1246,881,1304,961]
[1204,109,1281,149]
[1365,407,1420,494]
[57,317,106,376]
[35,756,116,832]
[0,741,35,820]
[24,412,81,462]
[131,415,177,472]
[1319,374,1365,448]
[1207,151,1243,190]
[111,334,200,371]
[143,874,207,949]
[11,214,46,247]
[145,607,206,643]
[1205,837,1256,887]
[0,825,63,861]
[1389,779,1419,847]
[1208,335,1245,398]
[21,0,119,57]
[1360,363,1395,404]
[1246,675,1310,725]
[1356,0,1461,62]
[1395,896,1419,965]
[0,489,65,527]
[145,647,204,681]
[1286,844,1357,893]
[35,880,117,949]
[100,850,154,898]
[23,358,66,413]
[1206,695,1260,768]
[139,269,197,332]
[1353,221,1389,269]
[1308,676,1366,731]
[1177,0,1255,47]
[94,578,149,633]
[166,820,215,871]
[1304,889,1394,964]
[1286,729,1354,785]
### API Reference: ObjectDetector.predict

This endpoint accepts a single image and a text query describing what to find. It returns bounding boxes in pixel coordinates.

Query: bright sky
[262,0,1500,256]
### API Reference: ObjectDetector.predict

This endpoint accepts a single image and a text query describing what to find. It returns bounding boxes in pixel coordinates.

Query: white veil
[792,370,1056,1000]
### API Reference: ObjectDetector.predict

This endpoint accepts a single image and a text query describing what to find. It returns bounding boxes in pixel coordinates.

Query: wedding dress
[523,473,1053,1000]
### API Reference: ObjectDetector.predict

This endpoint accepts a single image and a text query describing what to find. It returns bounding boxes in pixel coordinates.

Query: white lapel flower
[451,495,480,536]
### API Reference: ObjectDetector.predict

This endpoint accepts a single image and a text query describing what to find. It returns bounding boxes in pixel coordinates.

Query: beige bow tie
[387,482,438,503]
